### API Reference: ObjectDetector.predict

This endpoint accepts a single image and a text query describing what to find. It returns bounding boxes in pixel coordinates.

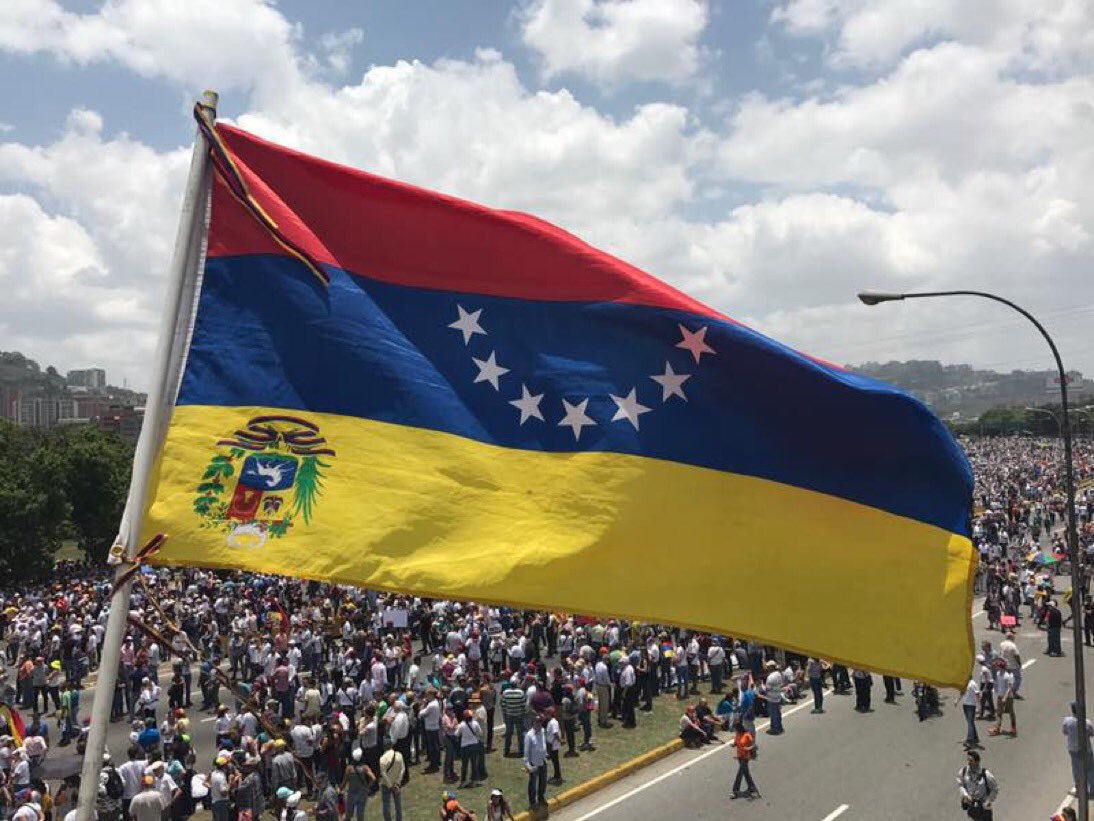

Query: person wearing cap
[279,789,306,821]
[97,751,124,821]
[485,787,515,821]
[343,746,376,821]
[128,774,165,821]
[270,738,296,794]
[439,789,477,821]
[208,756,231,821]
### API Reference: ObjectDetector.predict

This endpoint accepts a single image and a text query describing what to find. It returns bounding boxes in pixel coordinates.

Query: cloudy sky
[1,0,1091,389]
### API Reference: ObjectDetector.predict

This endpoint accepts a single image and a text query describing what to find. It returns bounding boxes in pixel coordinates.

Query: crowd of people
[0,435,1091,821]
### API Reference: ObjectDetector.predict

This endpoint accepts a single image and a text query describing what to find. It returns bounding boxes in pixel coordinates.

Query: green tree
[56,426,132,563]
[0,421,69,580]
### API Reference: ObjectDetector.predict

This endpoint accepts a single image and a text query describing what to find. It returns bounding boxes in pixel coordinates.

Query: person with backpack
[97,751,124,821]
[956,749,998,820]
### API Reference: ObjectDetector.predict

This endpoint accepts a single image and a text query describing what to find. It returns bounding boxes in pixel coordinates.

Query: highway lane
[552,603,1084,821]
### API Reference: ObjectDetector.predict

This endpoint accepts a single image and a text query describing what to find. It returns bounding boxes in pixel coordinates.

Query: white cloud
[0,0,1093,387]
[237,52,696,228]
[0,0,305,98]
[520,0,708,87]
[0,193,158,382]
[771,0,1094,73]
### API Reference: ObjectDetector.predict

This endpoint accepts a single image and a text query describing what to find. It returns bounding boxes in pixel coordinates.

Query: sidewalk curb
[513,738,684,821]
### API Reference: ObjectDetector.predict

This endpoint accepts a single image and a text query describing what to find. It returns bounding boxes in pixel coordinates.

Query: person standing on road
[998,632,1023,699]
[1046,600,1065,657]
[763,662,785,735]
[1062,701,1094,796]
[852,669,873,713]
[729,718,760,800]
[958,676,981,748]
[807,658,825,714]
[956,749,998,820]
[988,660,1016,738]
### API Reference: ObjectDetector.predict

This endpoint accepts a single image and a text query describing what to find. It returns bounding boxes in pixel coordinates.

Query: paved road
[552,600,1085,821]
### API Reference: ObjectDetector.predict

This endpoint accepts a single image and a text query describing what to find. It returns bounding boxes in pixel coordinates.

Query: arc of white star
[509,384,545,425]
[676,323,715,364]
[610,388,652,431]
[472,351,509,390]
[557,398,597,442]
[650,361,691,402]
[448,304,486,345]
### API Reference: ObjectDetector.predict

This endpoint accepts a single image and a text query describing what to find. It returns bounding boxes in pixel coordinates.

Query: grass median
[395,692,685,819]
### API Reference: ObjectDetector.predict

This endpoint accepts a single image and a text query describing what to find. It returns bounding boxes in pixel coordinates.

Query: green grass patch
[396,689,685,819]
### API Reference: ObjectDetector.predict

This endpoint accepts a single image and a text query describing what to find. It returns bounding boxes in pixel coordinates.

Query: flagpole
[75,90,218,821]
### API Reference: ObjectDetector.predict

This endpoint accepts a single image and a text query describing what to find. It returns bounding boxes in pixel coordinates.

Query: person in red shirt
[731,718,760,800]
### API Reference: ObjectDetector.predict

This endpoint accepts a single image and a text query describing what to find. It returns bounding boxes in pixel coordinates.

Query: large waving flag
[142,121,975,686]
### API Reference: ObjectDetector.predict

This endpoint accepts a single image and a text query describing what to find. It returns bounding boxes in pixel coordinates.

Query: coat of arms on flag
[192,415,335,547]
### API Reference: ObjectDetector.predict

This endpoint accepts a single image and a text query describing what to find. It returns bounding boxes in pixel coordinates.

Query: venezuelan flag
[1,704,25,745]
[142,123,975,686]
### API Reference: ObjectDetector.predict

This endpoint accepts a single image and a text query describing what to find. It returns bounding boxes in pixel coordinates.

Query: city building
[94,405,144,444]
[15,396,80,428]
[0,385,17,421]
[66,368,107,390]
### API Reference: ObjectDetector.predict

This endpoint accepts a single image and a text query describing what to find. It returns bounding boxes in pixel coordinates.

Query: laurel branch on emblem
[192,415,335,547]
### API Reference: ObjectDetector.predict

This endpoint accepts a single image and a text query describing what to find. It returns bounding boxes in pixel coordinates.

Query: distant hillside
[849,360,1093,418]
[0,351,145,406]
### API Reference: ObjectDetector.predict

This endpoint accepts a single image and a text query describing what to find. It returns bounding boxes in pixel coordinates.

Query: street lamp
[858,289,1089,817]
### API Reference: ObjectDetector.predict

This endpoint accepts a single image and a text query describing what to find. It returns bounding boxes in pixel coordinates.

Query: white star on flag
[558,398,597,441]
[448,305,486,345]
[509,384,545,425]
[650,361,691,402]
[676,324,715,364]
[610,388,652,430]
[472,352,509,390]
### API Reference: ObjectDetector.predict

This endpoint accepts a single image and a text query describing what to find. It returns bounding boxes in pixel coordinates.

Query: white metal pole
[75,90,218,820]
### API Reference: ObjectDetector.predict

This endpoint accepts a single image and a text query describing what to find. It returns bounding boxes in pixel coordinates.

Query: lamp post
[858,289,1089,818]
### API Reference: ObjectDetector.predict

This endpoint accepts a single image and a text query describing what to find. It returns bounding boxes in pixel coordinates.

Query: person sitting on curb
[679,705,708,749]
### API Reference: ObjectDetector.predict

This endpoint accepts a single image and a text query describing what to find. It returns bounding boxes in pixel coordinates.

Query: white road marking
[1022,659,1037,669]
[1054,793,1075,816]
[201,716,217,723]
[569,692,828,821]
[821,805,849,821]
[972,610,986,619]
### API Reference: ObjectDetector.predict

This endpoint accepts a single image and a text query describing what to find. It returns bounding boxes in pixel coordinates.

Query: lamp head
[857,291,905,306]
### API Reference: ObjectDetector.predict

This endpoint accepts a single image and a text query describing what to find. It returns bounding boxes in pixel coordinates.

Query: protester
[956,749,998,820]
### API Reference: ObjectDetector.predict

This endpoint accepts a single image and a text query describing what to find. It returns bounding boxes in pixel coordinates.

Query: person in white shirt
[208,756,231,821]
[419,691,442,772]
[455,710,484,788]
[998,632,1023,697]
[958,677,980,748]
[707,641,727,694]
[378,738,405,821]
[545,709,563,783]
[989,660,1017,737]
